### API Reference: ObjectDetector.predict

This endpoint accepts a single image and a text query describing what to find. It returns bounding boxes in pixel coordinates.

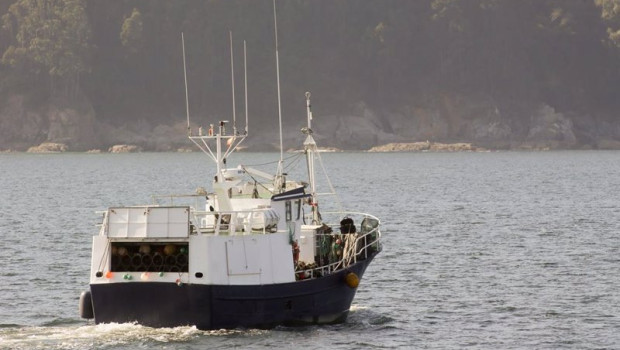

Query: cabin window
[110,242,189,273]
[295,199,301,220]
[285,201,292,222]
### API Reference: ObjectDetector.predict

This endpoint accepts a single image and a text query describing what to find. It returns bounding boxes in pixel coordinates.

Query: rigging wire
[284,152,304,172]
[240,165,276,194]
[245,152,299,168]
[315,151,344,213]
[97,239,111,273]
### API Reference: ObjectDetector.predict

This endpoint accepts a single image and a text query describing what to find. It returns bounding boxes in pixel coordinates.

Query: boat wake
[0,322,258,350]
[347,306,398,329]
[0,309,391,349]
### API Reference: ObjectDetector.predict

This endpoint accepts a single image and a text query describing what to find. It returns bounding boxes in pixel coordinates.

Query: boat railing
[190,208,279,235]
[151,193,209,207]
[150,194,280,235]
[296,212,381,279]
[97,204,280,237]
[97,210,109,236]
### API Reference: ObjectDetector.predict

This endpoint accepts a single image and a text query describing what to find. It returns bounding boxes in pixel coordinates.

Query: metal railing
[295,212,382,279]
[97,205,279,237]
[190,208,279,235]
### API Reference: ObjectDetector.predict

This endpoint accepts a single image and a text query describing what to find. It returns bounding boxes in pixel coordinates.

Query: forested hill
[2,0,620,151]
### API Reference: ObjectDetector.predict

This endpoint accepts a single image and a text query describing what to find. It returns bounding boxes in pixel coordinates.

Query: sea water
[0,151,619,349]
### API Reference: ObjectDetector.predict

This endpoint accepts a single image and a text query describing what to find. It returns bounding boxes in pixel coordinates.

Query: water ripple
[1,152,620,349]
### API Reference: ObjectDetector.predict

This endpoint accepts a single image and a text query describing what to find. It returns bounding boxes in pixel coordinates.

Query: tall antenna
[244,40,248,135]
[229,31,237,136]
[273,0,284,168]
[182,32,191,134]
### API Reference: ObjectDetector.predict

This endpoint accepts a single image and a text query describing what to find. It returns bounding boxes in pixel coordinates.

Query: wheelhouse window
[285,201,292,222]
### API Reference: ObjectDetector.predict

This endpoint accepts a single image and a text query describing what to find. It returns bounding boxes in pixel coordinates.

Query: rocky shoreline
[4,91,620,153]
[26,142,68,153]
[10,143,151,153]
[6,140,616,154]
[368,141,483,152]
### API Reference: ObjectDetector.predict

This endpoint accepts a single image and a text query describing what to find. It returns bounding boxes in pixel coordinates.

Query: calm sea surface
[0,151,619,349]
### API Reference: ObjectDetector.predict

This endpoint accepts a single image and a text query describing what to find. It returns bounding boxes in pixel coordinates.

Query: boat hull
[90,254,376,330]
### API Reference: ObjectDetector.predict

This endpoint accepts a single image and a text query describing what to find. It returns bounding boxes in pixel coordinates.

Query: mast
[303,92,320,224]
[181,31,250,212]
[273,0,285,192]
[184,34,247,188]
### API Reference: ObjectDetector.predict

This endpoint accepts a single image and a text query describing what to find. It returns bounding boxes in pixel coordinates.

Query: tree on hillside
[595,0,620,45]
[120,8,143,54]
[1,0,91,102]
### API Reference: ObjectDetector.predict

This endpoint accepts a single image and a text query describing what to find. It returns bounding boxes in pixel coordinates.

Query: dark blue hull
[90,254,375,330]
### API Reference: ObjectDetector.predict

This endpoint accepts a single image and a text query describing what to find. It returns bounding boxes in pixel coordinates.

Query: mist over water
[1,151,619,349]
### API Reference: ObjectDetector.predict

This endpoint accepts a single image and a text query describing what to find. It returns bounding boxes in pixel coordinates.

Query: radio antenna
[182,32,191,134]
[229,31,237,136]
[273,0,284,175]
[244,40,248,135]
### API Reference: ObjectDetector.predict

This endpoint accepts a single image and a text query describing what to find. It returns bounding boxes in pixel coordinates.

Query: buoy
[138,244,151,254]
[117,246,128,256]
[79,290,94,319]
[163,244,177,256]
[344,272,359,289]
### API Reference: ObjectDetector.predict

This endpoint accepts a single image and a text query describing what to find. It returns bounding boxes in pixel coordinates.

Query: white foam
[349,304,369,312]
[0,323,206,350]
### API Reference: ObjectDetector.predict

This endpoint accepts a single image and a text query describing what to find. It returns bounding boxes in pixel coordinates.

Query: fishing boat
[79,3,381,330]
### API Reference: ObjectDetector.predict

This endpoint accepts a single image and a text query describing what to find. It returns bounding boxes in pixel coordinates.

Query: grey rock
[108,144,143,153]
[27,142,68,153]
[522,104,577,149]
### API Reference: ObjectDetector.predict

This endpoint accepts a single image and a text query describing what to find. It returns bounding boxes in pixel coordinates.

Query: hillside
[2,0,620,151]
